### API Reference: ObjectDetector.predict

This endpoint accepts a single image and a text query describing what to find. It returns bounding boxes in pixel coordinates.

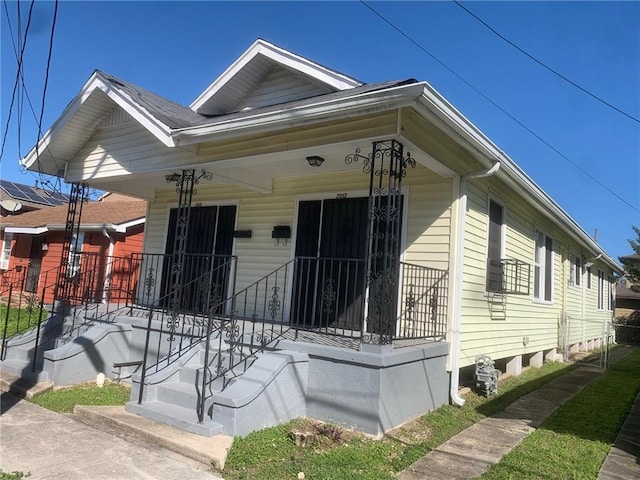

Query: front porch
[1,248,450,436]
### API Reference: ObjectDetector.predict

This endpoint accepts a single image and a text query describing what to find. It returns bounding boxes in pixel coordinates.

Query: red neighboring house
[1,193,146,304]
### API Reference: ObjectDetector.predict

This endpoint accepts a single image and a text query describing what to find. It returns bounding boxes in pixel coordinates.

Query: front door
[25,237,43,293]
[293,197,369,331]
[163,205,236,312]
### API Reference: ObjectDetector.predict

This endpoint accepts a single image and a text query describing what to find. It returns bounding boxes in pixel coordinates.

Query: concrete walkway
[398,346,637,480]
[0,392,222,479]
[598,390,640,480]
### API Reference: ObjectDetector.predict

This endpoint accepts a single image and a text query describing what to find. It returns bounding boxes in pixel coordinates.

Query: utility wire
[0,0,35,164]
[359,1,640,214]
[453,1,640,124]
[35,0,61,176]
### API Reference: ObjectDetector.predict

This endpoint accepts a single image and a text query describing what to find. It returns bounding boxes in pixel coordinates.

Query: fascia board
[176,83,425,146]
[21,73,175,171]
[113,217,145,233]
[21,71,104,171]
[190,39,361,111]
[256,41,363,90]
[4,227,48,234]
[94,73,174,147]
[417,86,622,272]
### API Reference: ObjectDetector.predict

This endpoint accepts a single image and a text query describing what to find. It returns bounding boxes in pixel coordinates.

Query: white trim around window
[533,230,554,303]
[569,252,581,287]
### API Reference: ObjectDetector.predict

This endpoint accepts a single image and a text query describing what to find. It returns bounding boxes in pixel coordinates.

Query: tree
[619,225,640,292]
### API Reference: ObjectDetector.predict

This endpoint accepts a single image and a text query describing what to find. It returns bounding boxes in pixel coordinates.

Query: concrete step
[73,404,232,470]
[0,367,52,398]
[156,381,200,409]
[125,400,224,437]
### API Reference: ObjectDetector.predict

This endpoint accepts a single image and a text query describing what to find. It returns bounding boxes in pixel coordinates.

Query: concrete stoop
[72,404,233,471]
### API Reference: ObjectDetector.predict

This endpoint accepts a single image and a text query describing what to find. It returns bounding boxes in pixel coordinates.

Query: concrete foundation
[278,339,450,437]
[528,351,544,368]
[545,348,557,362]
[505,355,522,376]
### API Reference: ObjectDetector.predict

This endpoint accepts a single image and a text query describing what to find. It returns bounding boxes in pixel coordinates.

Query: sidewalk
[0,392,222,480]
[398,346,638,480]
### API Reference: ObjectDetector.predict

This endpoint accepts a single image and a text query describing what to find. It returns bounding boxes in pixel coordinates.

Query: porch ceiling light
[306,155,324,167]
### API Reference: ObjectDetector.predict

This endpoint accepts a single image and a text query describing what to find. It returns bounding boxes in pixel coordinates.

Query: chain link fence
[560,315,613,368]
[612,323,640,346]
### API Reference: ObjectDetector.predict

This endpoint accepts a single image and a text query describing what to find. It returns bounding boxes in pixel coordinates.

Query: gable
[232,64,334,113]
[191,39,361,116]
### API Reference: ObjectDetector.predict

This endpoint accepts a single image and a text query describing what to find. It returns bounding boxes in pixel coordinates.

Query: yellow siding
[457,176,615,368]
[143,164,453,302]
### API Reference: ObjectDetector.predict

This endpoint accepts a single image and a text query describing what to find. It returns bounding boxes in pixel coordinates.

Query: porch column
[164,169,213,339]
[345,140,415,346]
[54,182,89,308]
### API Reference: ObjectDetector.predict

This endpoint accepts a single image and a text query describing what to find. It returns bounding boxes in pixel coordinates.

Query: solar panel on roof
[0,179,69,206]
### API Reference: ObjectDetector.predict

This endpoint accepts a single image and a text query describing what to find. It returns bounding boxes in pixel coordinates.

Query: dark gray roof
[192,79,419,127]
[97,71,205,129]
[96,71,417,131]
[617,284,640,300]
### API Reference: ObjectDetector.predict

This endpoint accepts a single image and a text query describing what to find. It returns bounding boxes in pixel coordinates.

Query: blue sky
[1,1,639,260]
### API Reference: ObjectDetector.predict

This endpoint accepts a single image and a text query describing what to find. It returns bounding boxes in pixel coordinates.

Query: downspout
[450,161,501,406]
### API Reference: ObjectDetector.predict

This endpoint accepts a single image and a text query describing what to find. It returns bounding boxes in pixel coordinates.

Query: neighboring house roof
[19,38,622,273]
[0,179,69,213]
[2,200,146,234]
[620,253,640,263]
[616,284,640,300]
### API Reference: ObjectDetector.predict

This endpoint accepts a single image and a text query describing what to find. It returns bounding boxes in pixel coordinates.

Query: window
[1,233,14,270]
[534,231,553,302]
[597,270,605,310]
[67,232,84,278]
[608,275,614,311]
[586,266,592,289]
[486,199,505,292]
[569,253,581,287]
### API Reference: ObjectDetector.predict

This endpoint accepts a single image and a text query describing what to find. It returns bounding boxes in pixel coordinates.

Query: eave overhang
[174,82,426,146]
[414,84,622,274]
[21,71,177,174]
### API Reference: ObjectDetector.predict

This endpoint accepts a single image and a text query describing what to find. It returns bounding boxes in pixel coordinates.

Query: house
[616,253,640,322]
[7,39,622,437]
[0,179,69,217]
[0,193,146,303]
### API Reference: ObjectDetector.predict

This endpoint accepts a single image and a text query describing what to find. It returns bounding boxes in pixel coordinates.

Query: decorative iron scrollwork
[348,140,414,346]
[430,289,439,322]
[322,278,336,314]
[268,286,281,319]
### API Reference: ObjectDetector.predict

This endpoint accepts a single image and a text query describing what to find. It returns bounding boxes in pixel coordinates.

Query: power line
[453,1,639,124]
[359,1,640,215]
[0,0,35,164]
[35,0,61,176]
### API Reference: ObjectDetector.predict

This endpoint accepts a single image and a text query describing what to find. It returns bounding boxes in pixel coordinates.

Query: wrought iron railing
[486,258,531,295]
[137,257,237,403]
[396,262,449,341]
[0,265,27,296]
[0,265,58,368]
[130,253,235,312]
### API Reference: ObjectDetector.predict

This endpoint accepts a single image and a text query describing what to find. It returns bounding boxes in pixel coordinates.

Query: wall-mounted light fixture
[164,173,181,183]
[306,155,324,167]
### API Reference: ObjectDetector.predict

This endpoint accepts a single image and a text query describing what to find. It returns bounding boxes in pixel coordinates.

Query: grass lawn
[0,301,44,339]
[222,361,574,480]
[479,347,640,480]
[30,382,131,413]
